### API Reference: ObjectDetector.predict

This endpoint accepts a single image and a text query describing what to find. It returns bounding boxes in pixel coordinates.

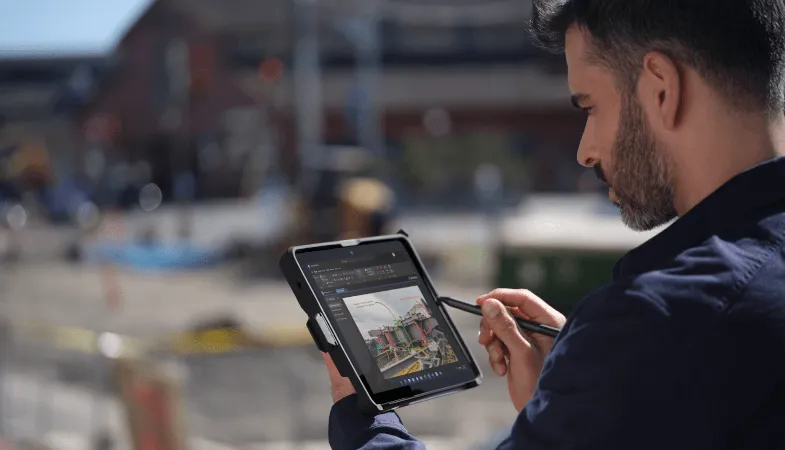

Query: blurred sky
[0,0,155,58]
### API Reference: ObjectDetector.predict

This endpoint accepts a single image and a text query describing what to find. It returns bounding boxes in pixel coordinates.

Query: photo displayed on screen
[343,286,459,379]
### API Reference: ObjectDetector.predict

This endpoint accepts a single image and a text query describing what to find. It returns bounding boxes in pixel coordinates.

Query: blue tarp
[85,241,224,271]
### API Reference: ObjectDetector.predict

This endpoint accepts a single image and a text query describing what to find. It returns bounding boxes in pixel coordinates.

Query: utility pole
[164,37,194,240]
[337,0,385,164]
[293,0,324,195]
[474,164,504,285]
[355,0,384,163]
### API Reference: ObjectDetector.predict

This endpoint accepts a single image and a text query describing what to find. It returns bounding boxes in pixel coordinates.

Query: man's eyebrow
[570,93,590,109]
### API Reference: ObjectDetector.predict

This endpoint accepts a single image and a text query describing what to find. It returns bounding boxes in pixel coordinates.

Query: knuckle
[498,316,517,335]
[487,341,499,354]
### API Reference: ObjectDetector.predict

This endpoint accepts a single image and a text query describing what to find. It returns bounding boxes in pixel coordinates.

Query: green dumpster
[494,195,667,317]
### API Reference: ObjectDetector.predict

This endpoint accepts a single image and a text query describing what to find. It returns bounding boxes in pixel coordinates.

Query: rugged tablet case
[279,231,481,415]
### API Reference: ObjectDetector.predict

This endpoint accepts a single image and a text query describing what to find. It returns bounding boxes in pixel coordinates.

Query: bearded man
[321,1,785,448]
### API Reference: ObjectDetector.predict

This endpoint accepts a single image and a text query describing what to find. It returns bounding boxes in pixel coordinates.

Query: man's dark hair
[531,0,785,114]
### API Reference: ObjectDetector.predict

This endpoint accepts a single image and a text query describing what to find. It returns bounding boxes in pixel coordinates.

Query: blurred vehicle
[297,145,394,243]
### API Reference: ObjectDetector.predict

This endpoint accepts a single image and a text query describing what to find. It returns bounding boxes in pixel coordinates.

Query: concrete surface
[1,370,467,450]
[0,262,520,448]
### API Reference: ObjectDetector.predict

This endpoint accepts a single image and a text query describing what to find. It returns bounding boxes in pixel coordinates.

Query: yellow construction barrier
[161,326,314,355]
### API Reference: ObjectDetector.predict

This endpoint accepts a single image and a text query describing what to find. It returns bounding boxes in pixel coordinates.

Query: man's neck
[672,116,785,215]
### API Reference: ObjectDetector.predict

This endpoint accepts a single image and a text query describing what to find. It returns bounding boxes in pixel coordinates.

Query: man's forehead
[565,26,592,92]
[565,25,589,59]
[565,26,613,97]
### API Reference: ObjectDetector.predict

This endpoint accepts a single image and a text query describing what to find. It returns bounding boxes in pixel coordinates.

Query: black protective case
[279,230,482,415]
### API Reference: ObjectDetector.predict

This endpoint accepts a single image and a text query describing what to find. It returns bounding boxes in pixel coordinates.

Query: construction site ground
[0,262,518,449]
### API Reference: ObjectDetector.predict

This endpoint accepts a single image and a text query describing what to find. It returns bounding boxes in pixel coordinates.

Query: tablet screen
[297,239,478,405]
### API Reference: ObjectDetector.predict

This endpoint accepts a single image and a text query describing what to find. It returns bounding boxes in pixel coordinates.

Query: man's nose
[576,134,598,168]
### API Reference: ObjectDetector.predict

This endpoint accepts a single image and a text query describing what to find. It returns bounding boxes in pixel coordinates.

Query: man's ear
[640,51,682,130]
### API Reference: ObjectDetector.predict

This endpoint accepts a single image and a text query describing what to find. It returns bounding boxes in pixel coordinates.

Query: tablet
[280,233,482,414]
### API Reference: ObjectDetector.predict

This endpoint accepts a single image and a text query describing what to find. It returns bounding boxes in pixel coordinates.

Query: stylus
[438,296,561,338]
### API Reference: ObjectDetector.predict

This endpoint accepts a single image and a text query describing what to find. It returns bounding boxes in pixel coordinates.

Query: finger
[478,288,563,326]
[486,341,508,376]
[481,298,531,356]
[479,310,523,347]
[479,318,494,346]
[478,299,530,321]
[322,352,357,402]
[489,354,507,376]
[322,352,344,381]
[483,335,510,376]
[486,338,506,364]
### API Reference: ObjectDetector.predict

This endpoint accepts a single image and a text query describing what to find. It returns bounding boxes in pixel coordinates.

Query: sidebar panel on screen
[301,242,473,397]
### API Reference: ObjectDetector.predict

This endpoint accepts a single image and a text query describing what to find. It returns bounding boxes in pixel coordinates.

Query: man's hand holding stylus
[477,288,566,412]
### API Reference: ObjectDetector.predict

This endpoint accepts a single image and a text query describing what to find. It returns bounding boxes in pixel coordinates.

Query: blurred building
[224,0,587,207]
[0,54,112,179]
[74,0,270,201]
[4,0,587,207]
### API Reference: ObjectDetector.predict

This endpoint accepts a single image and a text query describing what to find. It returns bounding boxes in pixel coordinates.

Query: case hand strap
[306,314,337,353]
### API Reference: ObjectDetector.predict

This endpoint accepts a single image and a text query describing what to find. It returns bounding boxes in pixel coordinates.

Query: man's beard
[602,95,678,231]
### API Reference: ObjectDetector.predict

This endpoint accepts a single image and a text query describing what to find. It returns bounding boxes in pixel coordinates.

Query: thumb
[322,352,345,383]
[482,298,530,355]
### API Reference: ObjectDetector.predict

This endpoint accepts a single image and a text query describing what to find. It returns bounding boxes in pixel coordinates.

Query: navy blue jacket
[328,157,785,450]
